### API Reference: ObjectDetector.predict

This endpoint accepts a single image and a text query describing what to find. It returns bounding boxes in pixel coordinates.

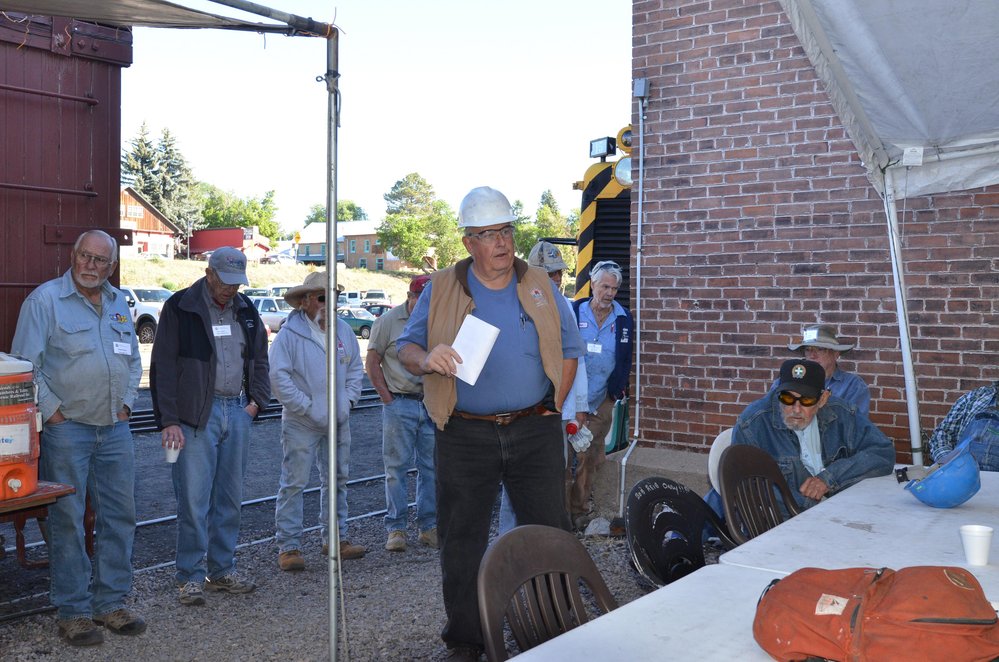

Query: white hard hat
[458,186,516,228]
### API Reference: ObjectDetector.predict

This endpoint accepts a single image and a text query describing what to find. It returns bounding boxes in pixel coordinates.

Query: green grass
[119,257,420,307]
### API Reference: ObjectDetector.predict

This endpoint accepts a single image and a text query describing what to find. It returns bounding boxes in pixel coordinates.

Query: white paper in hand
[450,315,500,386]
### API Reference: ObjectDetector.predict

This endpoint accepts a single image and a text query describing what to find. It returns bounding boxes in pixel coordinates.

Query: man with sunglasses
[398,186,585,662]
[733,359,894,510]
[271,273,365,569]
[776,324,870,416]
[151,246,270,606]
[13,230,144,645]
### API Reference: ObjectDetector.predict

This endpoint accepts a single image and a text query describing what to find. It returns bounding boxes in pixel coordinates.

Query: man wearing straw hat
[270,272,365,570]
[780,324,870,417]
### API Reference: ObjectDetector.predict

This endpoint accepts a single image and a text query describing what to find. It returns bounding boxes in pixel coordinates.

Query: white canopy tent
[1,1,345,658]
[780,0,999,462]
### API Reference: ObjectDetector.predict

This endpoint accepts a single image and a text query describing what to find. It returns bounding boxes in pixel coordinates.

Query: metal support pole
[324,33,341,662]
[882,168,924,464]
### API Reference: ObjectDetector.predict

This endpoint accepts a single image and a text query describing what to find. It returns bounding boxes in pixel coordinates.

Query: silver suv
[361,289,391,306]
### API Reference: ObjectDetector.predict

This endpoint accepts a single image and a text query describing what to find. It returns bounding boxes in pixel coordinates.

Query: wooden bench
[0,481,76,569]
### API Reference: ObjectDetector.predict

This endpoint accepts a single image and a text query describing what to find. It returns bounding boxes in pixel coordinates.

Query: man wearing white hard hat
[270,272,366,571]
[398,186,585,661]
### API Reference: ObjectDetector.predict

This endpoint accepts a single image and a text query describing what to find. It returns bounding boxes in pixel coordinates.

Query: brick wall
[631,0,999,461]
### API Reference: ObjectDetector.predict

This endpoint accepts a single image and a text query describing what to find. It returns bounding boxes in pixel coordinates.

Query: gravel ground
[0,508,691,661]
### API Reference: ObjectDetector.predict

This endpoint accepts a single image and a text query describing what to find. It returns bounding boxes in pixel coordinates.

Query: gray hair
[73,230,119,263]
[590,260,622,287]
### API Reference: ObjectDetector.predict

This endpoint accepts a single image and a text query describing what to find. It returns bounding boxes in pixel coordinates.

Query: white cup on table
[959,524,993,566]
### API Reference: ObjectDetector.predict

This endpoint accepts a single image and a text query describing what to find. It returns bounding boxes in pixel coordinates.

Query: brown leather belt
[451,403,550,426]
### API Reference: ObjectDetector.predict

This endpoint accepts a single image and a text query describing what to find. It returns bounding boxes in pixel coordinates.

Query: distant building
[296,221,330,265]
[119,187,182,259]
[190,226,270,261]
[336,220,404,271]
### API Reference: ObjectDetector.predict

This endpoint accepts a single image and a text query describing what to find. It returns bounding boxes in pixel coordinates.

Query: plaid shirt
[928,383,999,462]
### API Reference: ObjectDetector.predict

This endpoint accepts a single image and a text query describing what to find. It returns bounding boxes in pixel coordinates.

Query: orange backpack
[753,566,999,662]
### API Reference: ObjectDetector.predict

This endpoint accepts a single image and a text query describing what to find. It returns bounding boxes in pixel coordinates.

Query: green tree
[304,200,366,226]
[378,175,463,268]
[121,122,160,206]
[513,190,577,275]
[383,173,435,216]
[199,185,281,246]
[156,128,203,255]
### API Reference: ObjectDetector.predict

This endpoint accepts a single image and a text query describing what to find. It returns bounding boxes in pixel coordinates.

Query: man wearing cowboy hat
[151,246,270,605]
[735,359,894,510]
[270,272,365,570]
[777,324,871,417]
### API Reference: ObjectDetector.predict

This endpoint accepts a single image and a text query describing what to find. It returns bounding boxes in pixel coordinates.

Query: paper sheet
[451,315,500,386]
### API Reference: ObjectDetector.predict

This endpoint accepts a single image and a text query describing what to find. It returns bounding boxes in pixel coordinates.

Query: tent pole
[882,168,923,465]
[323,32,341,662]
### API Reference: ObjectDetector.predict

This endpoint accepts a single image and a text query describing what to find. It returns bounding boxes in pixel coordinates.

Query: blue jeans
[275,416,351,551]
[437,413,568,649]
[962,408,999,472]
[40,419,136,619]
[173,395,251,583]
[382,396,436,533]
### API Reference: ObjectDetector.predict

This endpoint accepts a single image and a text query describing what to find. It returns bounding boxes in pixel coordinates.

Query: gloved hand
[568,424,593,453]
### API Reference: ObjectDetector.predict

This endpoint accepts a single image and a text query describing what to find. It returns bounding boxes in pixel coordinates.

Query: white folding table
[720,472,999,598]
[514,564,781,660]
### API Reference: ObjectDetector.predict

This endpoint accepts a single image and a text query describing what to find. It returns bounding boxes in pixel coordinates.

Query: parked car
[361,289,391,306]
[362,303,392,318]
[260,252,296,265]
[337,306,376,339]
[194,250,214,261]
[250,296,293,333]
[120,286,173,344]
[243,288,270,297]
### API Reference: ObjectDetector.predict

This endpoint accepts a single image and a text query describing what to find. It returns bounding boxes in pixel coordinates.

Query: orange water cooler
[0,353,39,501]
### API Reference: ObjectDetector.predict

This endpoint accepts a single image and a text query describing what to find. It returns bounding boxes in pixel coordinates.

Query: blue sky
[121,1,631,232]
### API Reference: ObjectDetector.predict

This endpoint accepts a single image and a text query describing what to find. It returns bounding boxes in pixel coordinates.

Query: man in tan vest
[398,186,585,662]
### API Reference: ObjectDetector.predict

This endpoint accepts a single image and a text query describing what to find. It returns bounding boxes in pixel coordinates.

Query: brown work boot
[339,540,366,560]
[58,617,104,646]
[418,528,439,549]
[278,549,305,571]
[93,608,146,636]
[385,530,407,552]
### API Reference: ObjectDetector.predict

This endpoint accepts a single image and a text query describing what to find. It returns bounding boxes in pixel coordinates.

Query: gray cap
[209,247,249,286]
[527,241,568,272]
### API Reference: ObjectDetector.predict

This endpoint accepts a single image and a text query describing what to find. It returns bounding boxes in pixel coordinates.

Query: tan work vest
[423,257,564,430]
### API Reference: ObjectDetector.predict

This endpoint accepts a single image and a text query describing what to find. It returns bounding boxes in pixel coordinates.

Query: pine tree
[121,122,161,206]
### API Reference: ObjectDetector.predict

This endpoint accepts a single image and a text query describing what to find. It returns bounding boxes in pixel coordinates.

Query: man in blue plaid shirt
[928,381,999,471]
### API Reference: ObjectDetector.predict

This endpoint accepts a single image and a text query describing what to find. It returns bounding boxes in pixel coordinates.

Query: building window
[350,239,357,254]
[305,246,311,256]
[376,258,384,271]
[127,205,143,219]
[364,239,371,253]
[375,237,381,246]
[358,258,367,269]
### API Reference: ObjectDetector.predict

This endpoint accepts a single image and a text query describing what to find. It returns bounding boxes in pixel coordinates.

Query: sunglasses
[778,391,820,407]
[317,295,326,303]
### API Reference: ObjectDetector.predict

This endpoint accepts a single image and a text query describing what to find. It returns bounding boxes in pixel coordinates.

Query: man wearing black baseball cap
[731,359,894,509]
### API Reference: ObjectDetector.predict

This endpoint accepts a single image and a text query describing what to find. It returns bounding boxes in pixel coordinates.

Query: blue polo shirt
[576,299,628,412]
[398,272,584,415]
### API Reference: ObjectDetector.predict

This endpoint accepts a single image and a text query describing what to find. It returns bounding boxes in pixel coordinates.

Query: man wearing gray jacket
[270,272,365,570]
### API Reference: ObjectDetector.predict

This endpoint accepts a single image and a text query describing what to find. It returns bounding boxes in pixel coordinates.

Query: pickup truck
[120,286,173,344]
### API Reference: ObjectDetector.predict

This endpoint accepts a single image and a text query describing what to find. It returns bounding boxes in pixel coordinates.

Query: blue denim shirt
[732,391,895,509]
[12,269,141,426]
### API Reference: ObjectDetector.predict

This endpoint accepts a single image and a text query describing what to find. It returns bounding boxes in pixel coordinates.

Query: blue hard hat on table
[905,439,981,508]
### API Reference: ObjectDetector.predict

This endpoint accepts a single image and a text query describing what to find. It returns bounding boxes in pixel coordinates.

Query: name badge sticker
[213,324,232,337]
[587,342,603,354]
[113,341,132,355]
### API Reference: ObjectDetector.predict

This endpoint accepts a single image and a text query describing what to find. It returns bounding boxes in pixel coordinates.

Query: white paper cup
[165,444,181,464]
[959,524,993,566]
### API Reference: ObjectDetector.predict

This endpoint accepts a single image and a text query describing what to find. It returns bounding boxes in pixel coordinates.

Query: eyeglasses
[76,251,112,267]
[778,391,821,408]
[465,225,514,244]
[317,295,326,303]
